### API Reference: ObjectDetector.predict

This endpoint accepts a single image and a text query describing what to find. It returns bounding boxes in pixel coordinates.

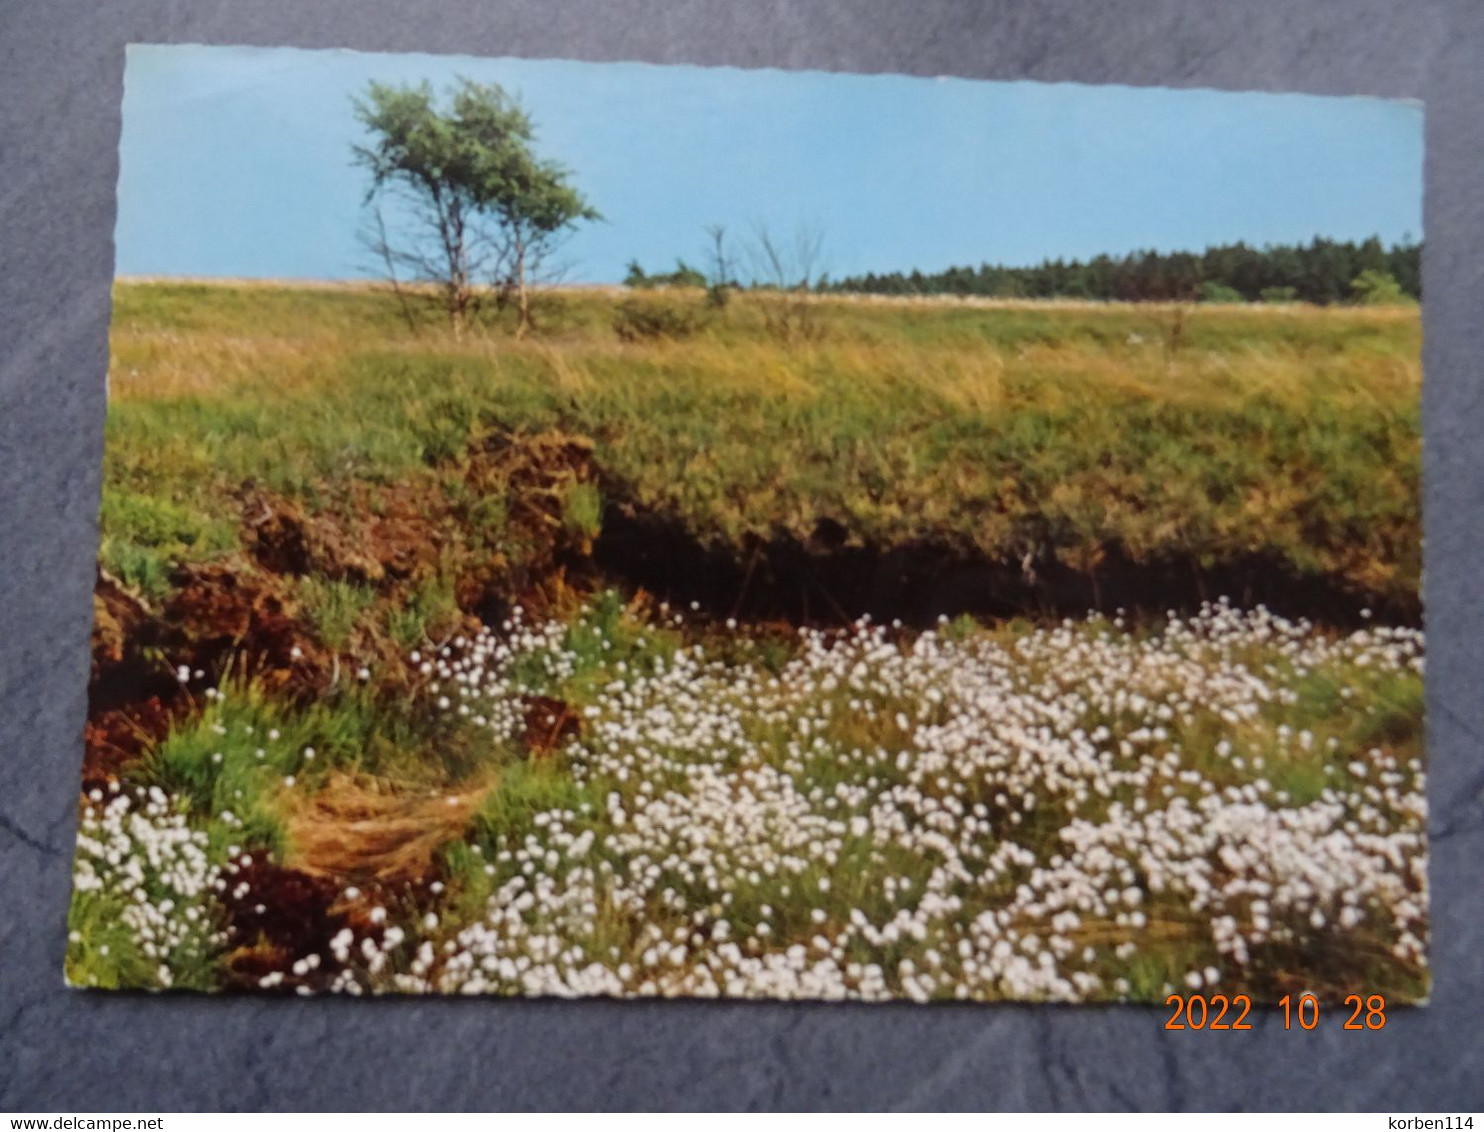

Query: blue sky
[116,44,1424,284]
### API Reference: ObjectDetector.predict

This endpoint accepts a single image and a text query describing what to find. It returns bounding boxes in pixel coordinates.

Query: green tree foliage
[354,78,599,336]
[1198,281,1244,304]
[624,259,708,289]
[823,237,1422,306]
[1350,269,1410,306]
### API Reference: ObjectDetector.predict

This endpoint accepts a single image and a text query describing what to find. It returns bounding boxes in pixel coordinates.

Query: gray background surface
[1,0,1480,1111]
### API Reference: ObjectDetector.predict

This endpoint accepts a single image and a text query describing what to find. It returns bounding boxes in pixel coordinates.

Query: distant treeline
[820,237,1421,305]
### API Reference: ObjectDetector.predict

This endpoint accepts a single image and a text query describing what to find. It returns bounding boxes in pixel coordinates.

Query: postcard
[73,44,1425,1005]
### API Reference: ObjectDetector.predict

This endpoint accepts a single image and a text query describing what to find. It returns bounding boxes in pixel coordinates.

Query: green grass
[98,488,237,599]
[140,686,325,856]
[66,794,233,991]
[386,569,464,649]
[65,887,172,990]
[77,578,1426,1000]
[415,599,1425,1002]
[103,281,1421,613]
[79,281,1425,1001]
[135,673,496,851]
[298,577,378,650]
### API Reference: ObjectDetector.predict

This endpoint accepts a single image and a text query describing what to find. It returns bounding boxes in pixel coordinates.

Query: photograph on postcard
[72,44,1426,1003]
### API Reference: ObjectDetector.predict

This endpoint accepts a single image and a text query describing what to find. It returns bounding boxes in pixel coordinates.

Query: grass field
[71,281,1427,1003]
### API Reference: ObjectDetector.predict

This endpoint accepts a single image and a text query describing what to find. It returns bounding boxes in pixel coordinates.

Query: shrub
[624,259,707,290]
[1350,270,1410,306]
[1260,286,1298,303]
[612,296,710,342]
[1198,281,1245,304]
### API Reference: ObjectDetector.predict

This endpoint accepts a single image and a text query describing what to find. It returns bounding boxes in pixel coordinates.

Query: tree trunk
[449,218,468,339]
[447,277,469,338]
[514,245,530,339]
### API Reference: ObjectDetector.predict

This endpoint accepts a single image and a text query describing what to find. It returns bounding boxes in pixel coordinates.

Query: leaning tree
[353,78,598,336]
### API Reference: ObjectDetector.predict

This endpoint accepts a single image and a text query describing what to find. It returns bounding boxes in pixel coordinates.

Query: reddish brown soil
[83,563,332,780]
[83,426,608,785]
[521,695,582,758]
[84,428,603,928]
[242,484,447,587]
[219,850,368,990]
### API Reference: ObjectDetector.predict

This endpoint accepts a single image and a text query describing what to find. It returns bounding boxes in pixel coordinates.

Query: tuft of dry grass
[285,771,495,883]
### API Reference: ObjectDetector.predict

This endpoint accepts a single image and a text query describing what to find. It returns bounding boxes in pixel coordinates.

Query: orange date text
[1161,992,1388,1030]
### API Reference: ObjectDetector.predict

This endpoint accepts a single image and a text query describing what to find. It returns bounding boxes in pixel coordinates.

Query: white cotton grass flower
[339,599,1423,1002]
[82,598,1426,1003]
[66,790,224,989]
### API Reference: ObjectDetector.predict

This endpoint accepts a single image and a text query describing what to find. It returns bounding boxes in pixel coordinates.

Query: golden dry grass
[101,280,1422,615]
[285,771,496,883]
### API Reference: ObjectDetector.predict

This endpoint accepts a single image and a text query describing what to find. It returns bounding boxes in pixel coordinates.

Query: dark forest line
[818,236,1421,305]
